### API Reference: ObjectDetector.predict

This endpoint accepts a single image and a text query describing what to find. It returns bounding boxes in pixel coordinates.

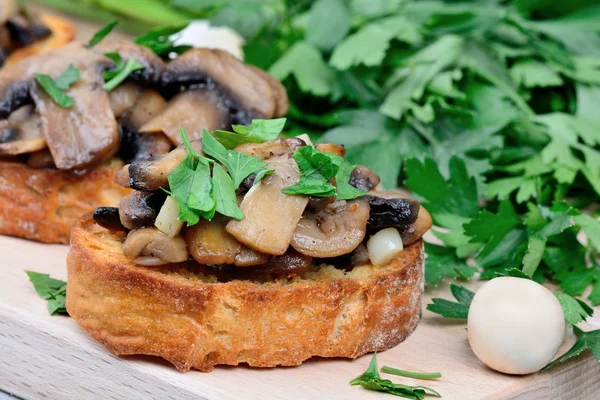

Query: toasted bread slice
[5,14,76,66]
[66,213,424,372]
[0,160,131,243]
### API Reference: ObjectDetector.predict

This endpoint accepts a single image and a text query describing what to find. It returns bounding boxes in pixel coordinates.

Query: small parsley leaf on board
[350,353,441,399]
[87,20,118,48]
[380,367,442,381]
[426,284,474,319]
[213,118,286,149]
[543,327,600,371]
[33,64,80,108]
[103,57,144,91]
[25,271,68,316]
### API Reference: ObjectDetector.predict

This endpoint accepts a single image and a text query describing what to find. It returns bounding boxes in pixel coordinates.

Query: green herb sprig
[103,52,144,91]
[25,271,68,315]
[167,127,272,225]
[134,23,191,57]
[87,20,118,48]
[33,64,80,108]
[281,145,367,200]
[350,353,441,399]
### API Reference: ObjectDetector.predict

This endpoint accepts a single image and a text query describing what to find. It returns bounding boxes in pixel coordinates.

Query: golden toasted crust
[0,161,131,243]
[5,14,76,66]
[66,214,424,372]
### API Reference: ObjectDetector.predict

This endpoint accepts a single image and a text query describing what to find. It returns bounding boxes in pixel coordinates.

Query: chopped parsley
[33,64,80,108]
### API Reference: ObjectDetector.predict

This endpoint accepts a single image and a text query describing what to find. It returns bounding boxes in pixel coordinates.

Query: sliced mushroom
[27,148,55,168]
[258,249,312,278]
[139,89,230,144]
[350,165,380,191]
[94,40,166,85]
[122,227,188,263]
[291,198,370,258]
[234,137,305,160]
[119,190,166,230]
[401,206,432,245]
[93,206,128,232]
[0,43,118,169]
[226,153,309,256]
[183,216,242,265]
[234,247,269,267]
[118,140,202,191]
[121,88,166,128]
[161,48,285,122]
[316,143,345,157]
[247,65,289,117]
[118,124,172,164]
[109,83,142,117]
[367,192,420,231]
[0,105,46,155]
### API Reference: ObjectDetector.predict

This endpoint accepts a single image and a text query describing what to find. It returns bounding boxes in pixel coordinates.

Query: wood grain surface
[1,7,599,400]
[1,233,599,400]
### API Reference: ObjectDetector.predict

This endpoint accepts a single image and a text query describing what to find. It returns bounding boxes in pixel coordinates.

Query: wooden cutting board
[1,7,599,400]
[1,233,599,400]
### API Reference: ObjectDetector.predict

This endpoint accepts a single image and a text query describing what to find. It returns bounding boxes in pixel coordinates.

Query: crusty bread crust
[0,161,131,243]
[67,214,424,372]
[4,14,76,66]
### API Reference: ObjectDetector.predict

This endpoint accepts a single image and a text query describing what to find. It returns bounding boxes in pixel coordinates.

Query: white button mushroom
[467,277,566,375]
[367,228,404,266]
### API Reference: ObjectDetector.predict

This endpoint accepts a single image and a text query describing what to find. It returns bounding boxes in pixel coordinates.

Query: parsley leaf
[380,367,442,381]
[269,42,334,96]
[282,145,338,197]
[333,157,368,200]
[213,118,286,149]
[33,64,80,108]
[424,243,478,286]
[202,130,268,189]
[350,353,441,399]
[543,327,600,371]
[25,271,68,315]
[426,284,474,319]
[87,20,118,48]
[103,56,144,91]
[212,163,244,220]
[134,23,191,57]
[555,293,594,325]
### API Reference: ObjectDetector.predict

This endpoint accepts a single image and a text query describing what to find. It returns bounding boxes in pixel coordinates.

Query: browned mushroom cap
[234,247,269,267]
[119,190,166,230]
[27,148,55,168]
[122,227,187,263]
[139,89,230,144]
[316,143,345,157]
[93,40,166,85]
[401,206,432,245]
[226,152,309,256]
[247,65,289,117]
[350,165,380,191]
[183,216,242,265]
[0,42,118,170]
[291,198,370,258]
[115,139,202,191]
[0,104,46,155]
[161,48,286,122]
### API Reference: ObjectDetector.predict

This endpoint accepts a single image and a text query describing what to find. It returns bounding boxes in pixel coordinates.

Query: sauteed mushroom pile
[0,39,287,172]
[94,136,432,280]
[0,2,52,67]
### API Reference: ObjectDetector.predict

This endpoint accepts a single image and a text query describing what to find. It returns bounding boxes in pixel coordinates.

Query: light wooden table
[1,234,599,400]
